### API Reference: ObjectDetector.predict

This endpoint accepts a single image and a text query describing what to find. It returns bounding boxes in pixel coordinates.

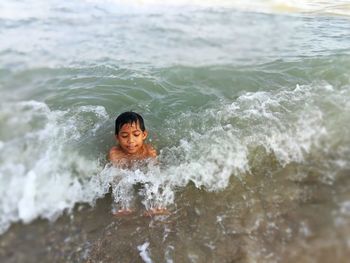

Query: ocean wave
[1,81,349,235]
[0,101,110,234]
[83,0,350,17]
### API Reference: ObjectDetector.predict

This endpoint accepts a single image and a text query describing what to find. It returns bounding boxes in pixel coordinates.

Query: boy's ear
[143,130,148,140]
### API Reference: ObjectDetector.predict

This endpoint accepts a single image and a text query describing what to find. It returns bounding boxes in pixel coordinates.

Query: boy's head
[115,111,148,154]
[115,111,145,135]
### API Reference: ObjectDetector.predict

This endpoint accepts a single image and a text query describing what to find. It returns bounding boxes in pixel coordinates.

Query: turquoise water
[1,1,350,262]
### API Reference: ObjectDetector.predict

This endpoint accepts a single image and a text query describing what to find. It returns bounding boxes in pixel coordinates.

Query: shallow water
[1,0,350,262]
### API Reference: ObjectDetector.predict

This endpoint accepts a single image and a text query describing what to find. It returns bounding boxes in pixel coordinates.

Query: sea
[1,0,350,262]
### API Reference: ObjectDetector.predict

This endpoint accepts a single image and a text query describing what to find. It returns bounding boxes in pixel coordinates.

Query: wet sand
[1,162,350,263]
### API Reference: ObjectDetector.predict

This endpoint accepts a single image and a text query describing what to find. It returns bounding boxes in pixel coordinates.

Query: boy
[109,111,157,167]
[109,111,168,216]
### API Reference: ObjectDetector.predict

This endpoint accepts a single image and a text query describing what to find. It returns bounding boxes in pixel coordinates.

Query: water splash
[0,101,109,234]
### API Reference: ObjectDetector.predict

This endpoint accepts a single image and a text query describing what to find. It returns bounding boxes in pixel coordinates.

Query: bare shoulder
[109,146,120,155]
[109,146,129,167]
[109,146,124,160]
[145,144,157,158]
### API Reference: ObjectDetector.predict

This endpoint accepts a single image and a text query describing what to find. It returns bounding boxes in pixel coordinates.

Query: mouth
[126,145,138,152]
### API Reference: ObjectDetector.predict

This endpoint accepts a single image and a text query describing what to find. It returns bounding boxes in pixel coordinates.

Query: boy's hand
[112,208,135,217]
[143,207,170,217]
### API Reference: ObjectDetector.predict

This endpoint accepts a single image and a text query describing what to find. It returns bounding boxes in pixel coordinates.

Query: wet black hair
[115,111,145,135]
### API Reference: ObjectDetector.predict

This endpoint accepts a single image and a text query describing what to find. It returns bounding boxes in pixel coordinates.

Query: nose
[128,135,135,143]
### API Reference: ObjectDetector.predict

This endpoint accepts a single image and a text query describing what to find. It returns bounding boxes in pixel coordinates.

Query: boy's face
[116,121,147,155]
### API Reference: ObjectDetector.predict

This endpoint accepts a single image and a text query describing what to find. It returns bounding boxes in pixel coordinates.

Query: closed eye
[120,133,129,138]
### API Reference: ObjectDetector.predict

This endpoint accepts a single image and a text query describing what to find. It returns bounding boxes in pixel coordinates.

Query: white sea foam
[3,0,348,20]
[83,0,350,17]
[138,242,153,263]
[0,101,110,234]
